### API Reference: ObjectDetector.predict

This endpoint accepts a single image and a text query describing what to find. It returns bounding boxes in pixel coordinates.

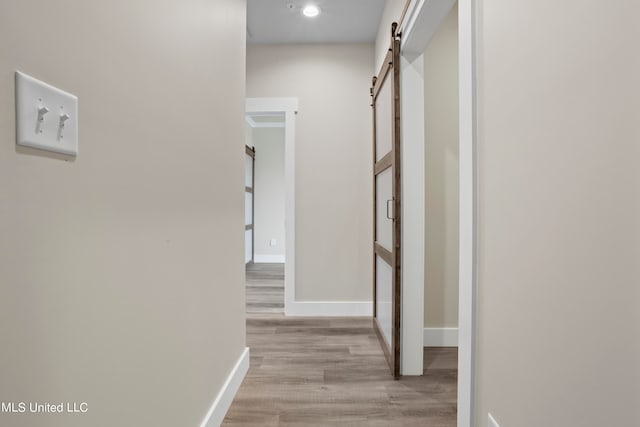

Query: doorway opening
[244,97,298,316]
[399,0,475,425]
[244,113,286,315]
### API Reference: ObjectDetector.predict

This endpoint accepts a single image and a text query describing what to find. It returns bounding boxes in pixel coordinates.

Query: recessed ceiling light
[302,5,320,18]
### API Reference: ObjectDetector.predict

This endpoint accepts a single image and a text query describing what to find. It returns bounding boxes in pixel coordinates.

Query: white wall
[375,0,406,71]
[245,121,253,147]
[423,4,459,329]
[476,1,640,426]
[253,127,285,261]
[247,43,373,301]
[0,1,247,426]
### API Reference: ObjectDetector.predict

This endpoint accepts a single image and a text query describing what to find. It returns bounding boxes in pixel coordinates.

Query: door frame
[371,31,403,379]
[398,0,476,426]
[246,97,298,316]
[245,145,255,264]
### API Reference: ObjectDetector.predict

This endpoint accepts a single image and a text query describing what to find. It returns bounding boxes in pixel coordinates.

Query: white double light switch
[15,71,78,156]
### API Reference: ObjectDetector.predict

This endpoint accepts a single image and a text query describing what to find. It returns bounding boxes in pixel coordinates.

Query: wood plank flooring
[228,263,458,426]
[246,263,284,315]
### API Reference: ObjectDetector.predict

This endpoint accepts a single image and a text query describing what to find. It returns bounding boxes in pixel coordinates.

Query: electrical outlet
[488,413,500,427]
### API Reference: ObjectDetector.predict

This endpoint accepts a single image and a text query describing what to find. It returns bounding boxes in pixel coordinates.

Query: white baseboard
[253,254,285,263]
[423,327,459,347]
[285,301,372,317]
[200,347,250,427]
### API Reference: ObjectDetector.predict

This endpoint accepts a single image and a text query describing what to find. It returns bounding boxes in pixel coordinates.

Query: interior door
[371,25,401,379]
[245,145,255,264]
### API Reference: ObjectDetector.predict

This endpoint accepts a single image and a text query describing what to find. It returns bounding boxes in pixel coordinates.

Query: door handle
[386,199,394,220]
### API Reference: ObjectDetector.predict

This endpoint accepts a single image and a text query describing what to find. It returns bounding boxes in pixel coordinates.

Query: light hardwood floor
[246,263,284,315]
[228,263,457,426]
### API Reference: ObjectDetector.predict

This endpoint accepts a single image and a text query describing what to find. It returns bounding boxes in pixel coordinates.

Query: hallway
[224,266,458,426]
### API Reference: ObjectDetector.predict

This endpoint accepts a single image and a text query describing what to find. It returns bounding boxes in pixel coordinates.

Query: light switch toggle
[58,112,71,140]
[36,105,49,134]
[59,113,70,126]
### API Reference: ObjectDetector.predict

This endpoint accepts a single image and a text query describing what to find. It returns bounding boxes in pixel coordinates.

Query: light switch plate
[15,71,78,156]
[488,413,500,427]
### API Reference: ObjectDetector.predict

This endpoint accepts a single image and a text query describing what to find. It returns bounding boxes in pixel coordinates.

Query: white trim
[400,52,426,376]
[246,98,298,317]
[458,1,476,426]
[244,115,285,129]
[253,254,285,263]
[246,112,286,118]
[285,301,372,317]
[400,0,457,55]
[244,115,258,128]
[283,108,296,314]
[254,122,285,129]
[199,347,250,427]
[423,328,459,347]
[398,1,476,426]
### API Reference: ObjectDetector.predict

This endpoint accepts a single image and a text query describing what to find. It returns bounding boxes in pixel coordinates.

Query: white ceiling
[247,0,386,44]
